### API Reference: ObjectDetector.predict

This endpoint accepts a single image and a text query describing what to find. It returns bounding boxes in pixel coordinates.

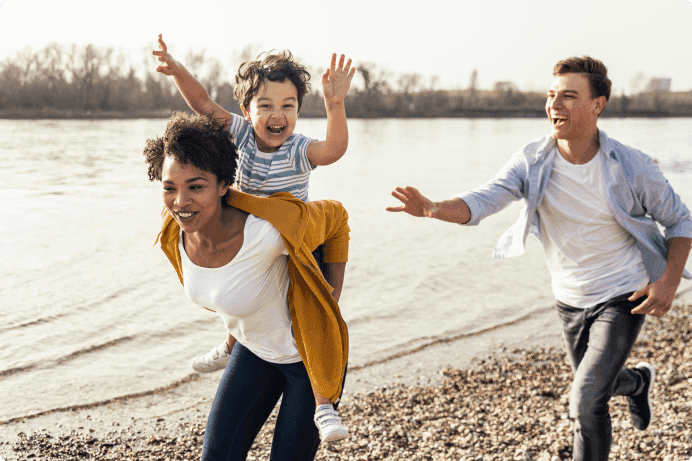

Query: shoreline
[2,292,691,460]
[3,109,692,120]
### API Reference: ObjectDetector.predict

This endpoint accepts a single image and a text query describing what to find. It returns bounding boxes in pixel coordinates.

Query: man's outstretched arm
[386,186,472,225]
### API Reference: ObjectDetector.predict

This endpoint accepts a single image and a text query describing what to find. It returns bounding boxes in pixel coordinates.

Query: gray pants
[556,292,646,461]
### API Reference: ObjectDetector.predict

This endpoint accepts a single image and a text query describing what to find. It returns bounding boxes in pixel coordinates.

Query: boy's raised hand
[152,34,182,76]
[322,54,356,106]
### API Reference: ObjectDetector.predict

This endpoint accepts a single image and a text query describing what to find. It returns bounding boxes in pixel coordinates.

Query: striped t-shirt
[229,113,316,201]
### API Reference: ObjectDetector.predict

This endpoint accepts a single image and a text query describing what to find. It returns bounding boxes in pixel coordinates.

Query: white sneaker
[314,404,349,443]
[190,341,230,373]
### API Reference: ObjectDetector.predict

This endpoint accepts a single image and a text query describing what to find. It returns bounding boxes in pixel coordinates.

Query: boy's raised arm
[152,34,232,130]
[306,54,356,166]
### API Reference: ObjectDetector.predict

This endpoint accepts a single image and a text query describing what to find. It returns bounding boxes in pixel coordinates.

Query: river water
[1,117,691,424]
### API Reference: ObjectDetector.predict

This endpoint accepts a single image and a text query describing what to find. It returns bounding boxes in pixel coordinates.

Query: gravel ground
[3,303,691,461]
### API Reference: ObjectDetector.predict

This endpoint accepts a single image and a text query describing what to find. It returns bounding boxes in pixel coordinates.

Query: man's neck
[556,130,601,165]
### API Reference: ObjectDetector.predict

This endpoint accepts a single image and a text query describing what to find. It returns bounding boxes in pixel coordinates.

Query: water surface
[1,117,690,423]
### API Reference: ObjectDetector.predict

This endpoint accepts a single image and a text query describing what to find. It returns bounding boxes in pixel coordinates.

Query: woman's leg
[269,361,322,461]
[202,342,286,461]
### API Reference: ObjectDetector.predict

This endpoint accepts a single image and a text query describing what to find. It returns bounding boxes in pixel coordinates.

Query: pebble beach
[2,299,691,461]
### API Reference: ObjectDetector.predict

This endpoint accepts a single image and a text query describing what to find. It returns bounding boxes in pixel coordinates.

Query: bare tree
[233,44,264,69]
[67,44,106,110]
[397,73,422,94]
[184,49,206,78]
[202,57,224,101]
[41,43,67,89]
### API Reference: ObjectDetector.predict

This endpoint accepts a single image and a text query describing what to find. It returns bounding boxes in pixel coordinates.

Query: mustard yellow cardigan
[156,190,350,401]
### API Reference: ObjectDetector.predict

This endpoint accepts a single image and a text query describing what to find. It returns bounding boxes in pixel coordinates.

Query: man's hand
[629,277,678,317]
[630,236,692,317]
[321,54,355,107]
[386,186,438,218]
[152,34,183,76]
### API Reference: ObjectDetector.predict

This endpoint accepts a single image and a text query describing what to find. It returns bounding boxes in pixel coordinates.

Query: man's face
[545,73,605,141]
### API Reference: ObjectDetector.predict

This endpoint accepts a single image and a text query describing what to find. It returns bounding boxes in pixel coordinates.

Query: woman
[145,112,349,460]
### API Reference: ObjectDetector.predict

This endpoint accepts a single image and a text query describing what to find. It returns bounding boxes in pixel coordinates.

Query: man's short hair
[234,50,311,111]
[553,56,612,101]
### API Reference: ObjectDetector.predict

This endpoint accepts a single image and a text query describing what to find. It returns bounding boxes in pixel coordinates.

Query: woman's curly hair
[234,50,311,111]
[143,112,238,205]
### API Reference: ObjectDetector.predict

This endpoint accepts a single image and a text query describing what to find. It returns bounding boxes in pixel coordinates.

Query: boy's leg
[191,332,234,373]
[556,294,646,461]
[202,342,285,461]
[269,361,322,461]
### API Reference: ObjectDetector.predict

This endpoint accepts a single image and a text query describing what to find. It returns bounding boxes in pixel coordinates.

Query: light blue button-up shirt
[456,129,692,283]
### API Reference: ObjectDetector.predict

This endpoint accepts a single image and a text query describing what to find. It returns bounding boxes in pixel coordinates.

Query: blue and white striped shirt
[229,113,316,201]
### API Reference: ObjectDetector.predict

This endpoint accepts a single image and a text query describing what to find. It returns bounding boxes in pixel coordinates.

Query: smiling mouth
[267,125,285,135]
[552,117,567,126]
[176,211,197,220]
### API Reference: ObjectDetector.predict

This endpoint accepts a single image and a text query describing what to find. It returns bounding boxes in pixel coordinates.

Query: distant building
[629,72,648,95]
[647,77,671,93]
[494,81,518,92]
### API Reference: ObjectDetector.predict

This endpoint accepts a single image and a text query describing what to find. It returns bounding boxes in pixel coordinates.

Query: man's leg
[556,293,646,461]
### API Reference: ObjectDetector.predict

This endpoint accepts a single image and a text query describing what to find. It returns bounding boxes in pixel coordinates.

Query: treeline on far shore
[3,43,692,119]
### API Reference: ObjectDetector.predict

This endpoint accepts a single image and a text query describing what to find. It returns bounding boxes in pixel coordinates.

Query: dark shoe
[628,362,655,430]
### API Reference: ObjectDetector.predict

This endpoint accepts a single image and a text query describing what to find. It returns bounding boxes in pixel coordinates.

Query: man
[387,56,692,461]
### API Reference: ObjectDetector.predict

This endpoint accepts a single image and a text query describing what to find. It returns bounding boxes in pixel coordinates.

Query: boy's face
[242,80,299,153]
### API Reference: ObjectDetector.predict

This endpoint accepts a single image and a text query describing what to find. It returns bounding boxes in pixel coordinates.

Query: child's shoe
[314,403,349,443]
[190,341,230,373]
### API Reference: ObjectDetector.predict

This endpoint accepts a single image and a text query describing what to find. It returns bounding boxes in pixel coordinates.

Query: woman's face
[161,157,228,234]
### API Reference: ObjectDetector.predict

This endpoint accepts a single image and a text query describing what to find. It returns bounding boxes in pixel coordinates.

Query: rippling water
[1,117,690,423]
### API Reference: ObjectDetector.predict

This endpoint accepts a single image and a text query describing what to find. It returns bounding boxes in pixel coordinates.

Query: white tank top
[538,148,649,308]
[179,214,301,363]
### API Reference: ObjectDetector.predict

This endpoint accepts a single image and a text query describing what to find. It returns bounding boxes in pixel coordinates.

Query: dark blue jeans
[556,292,646,461]
[202,342,321,461]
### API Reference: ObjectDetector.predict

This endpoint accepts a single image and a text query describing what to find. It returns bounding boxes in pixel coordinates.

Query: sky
[1,0,691,94]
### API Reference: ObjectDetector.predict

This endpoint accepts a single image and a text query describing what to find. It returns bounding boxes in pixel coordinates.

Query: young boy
[152,35,355,443]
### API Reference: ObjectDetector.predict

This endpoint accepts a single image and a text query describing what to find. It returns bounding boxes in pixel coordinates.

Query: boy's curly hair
[143,112,238,205]
[234,50,311,111]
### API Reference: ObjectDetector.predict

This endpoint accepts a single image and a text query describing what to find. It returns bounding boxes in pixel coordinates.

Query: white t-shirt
[537,148,649,308]
[179,214,301,363]
[229,113,316,201]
